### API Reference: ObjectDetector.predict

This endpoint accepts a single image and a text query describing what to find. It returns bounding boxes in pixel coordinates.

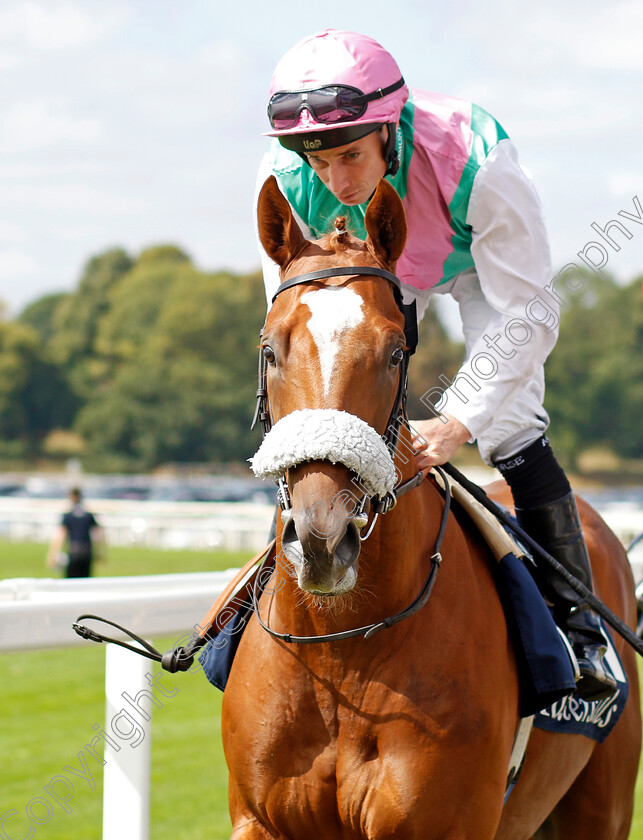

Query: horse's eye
[390,347,405,367]
[263,345,276,365]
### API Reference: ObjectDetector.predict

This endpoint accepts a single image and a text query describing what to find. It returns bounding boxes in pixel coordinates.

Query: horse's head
[252,175,409,596]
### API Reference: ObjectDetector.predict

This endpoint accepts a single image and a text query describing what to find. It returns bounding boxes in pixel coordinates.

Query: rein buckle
[373,491,397,515]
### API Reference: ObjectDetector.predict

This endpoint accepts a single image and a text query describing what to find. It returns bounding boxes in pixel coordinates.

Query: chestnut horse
[221,176,640,839]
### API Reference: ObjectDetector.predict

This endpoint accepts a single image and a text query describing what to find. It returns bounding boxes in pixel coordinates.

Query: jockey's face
[304,127,388,206]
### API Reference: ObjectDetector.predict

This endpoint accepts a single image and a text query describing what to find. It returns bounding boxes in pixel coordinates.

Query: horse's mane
[329,216,350,251]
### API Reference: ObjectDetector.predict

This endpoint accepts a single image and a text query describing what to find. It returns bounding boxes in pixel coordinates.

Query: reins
[73,262,434,663]
[252,465,450,644]
[72,614,195,671]
[72,540,277,673]
[441,463,643,658]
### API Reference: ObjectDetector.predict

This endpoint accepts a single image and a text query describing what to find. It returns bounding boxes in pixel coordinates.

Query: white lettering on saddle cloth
[536,634,627,738]
[539,689,622,730]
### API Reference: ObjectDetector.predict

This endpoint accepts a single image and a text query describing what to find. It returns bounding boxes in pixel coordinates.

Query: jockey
[255,29,615,701]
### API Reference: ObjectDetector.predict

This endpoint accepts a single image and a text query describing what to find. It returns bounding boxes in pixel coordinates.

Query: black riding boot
[516,492,617,702]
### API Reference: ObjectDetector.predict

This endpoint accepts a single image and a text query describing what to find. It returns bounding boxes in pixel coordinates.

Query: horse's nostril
[282,515,303,566]
[333,520,361,568]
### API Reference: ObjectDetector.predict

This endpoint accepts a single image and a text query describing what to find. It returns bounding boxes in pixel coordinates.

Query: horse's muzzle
[281,507,361,595]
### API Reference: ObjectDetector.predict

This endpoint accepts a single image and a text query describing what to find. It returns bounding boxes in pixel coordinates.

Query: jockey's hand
[409,416,471,472]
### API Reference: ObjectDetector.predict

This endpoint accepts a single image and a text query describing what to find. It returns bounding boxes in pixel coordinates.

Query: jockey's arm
[412,139,559,466]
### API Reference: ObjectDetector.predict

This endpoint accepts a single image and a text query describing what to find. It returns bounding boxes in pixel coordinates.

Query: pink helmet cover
[266,29,408,137]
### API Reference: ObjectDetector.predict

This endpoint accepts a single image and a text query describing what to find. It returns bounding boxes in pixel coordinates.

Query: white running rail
[0,570,236,840]
[0,497,274,552]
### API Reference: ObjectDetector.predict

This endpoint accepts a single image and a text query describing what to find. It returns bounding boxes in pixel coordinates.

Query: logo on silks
[534,633,628,744]
[303,138,323,150]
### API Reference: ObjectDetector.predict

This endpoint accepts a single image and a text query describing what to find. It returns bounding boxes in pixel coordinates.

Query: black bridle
[248,264,451,644]
[72,265,445,661]
[251,265,422,519]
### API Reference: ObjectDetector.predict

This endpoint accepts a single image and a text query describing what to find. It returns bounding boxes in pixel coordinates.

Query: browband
[272,266,418,354]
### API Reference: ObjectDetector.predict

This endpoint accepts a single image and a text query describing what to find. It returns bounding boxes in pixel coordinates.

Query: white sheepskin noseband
[250,409,396,499]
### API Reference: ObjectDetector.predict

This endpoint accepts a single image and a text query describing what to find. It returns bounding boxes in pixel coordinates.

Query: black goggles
[267,78,405,130]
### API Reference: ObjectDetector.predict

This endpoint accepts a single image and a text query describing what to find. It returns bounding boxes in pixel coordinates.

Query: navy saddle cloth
[534,631,628,743]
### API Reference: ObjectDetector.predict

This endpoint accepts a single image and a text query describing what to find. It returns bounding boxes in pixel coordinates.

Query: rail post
[103,644,152,840]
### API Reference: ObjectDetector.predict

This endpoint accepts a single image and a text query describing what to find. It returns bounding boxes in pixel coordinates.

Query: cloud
[0,184,149,216]
[0,162,101,179]
[607,173,641,197]
[0,1,129,50]
[530,1,643,71]
[51,224,105,241]
[90,39,263,132]
[0,0,640,318]
[0,222,28,244]
[0,54,21,70]
[0,101,101,151]
[0,248,38,279]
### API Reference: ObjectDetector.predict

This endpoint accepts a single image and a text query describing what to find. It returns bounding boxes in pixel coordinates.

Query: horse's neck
[369,473,441,591]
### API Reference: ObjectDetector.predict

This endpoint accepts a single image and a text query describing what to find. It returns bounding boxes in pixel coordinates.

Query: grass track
[1,540,239,839]
[1,540,642,838]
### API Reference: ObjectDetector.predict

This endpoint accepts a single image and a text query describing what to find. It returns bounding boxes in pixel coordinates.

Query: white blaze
[301,287,364,397]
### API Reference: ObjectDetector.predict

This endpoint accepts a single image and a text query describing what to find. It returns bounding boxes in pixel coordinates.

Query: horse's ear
[257,175,307,269]
[364,179,407,267]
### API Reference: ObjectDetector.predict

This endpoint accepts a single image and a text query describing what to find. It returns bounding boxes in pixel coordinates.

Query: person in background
[46,487,104,578]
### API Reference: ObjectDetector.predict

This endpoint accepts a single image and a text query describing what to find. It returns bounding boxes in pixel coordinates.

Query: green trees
[9,245,266,469]
[48,248,135,401]
[0,319,73,457]
[19,293,69,346]
[1,245,641,472]
[75,260,266,468]
[544,274,643,466]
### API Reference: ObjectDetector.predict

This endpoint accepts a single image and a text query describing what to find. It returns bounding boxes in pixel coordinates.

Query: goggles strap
[349,77,405,107]
[384,124,400,177]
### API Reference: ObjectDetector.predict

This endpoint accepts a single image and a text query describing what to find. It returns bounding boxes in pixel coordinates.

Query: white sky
[1,0,642,317]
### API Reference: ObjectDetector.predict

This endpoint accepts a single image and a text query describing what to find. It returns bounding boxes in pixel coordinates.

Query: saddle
[434,470,628,746]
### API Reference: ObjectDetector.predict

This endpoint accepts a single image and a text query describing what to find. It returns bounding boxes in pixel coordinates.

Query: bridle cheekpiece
[250,265,421,529]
